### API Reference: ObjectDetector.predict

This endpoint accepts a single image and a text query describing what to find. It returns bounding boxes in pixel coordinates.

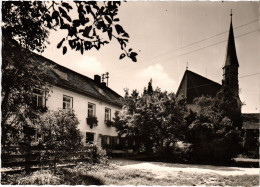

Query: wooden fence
[1,145,97,173]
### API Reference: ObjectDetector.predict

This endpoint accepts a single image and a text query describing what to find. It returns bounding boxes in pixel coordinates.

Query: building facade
[32,53,123,149]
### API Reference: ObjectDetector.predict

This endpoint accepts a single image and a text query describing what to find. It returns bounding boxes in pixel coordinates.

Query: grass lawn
[2,159,259,186]
[89,168,258,186]
[86,159,259,186]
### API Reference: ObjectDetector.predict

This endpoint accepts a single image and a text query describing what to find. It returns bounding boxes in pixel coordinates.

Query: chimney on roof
[101,82,106,87]
[94,75,101,84]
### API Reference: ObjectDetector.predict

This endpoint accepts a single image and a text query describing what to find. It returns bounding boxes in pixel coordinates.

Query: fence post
[24,145,31,173]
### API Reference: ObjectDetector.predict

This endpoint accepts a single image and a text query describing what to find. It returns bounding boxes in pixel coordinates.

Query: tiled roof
[32,53,123,108]
[176,70,222,103]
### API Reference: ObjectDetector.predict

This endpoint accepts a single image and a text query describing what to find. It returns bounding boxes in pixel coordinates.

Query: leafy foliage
[2,1,138,61]
[1,33,52,155]
[39,109,83,171]
[105,120,114,127]
[186,87,243,163]
[115,81,187,155]
[87,116,99,129]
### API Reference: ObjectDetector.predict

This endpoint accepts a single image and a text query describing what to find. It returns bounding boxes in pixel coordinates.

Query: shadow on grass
[61,169,104,185]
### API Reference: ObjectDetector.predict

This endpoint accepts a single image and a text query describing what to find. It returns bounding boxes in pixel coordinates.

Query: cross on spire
[224,10,239,67]
[222,10,239,96]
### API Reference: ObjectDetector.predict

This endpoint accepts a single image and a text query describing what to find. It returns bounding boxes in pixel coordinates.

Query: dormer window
[52,68,68,81]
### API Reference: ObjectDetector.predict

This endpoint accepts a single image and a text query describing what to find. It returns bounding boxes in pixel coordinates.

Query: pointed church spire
[224,10,239,67]
[222,10,239,96]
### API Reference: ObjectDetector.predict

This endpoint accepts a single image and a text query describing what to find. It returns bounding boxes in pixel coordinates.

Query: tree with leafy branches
[2,1,138,61]
[114,81,187,155]
[39,110,82,172]
[1,33,52,154]
[185,87,243,164]
[2,1,137,156]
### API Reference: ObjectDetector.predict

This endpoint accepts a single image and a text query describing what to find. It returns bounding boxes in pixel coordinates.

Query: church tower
[222,11,239,96]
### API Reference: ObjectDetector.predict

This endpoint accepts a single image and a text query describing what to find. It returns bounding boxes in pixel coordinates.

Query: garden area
[2,158,259,186]
[1,80,259,185]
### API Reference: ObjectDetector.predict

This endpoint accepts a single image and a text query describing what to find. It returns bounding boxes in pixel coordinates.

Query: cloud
[137,64,176,92]
[72,55,106,77]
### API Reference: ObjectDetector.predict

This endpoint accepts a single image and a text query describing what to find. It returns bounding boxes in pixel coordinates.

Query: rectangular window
[88,103,96,117]
[105,108,111,121]
[32,89,45,108]
[63,95,73,110]
[106,136,110,145]
[86,132,95,144]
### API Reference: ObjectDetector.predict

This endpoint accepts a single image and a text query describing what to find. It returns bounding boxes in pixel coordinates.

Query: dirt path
[112,159,259,177]
[120,162,259,176]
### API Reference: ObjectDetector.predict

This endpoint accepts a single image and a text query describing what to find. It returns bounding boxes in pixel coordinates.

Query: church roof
[224,13,239,67]
[176,70,222,103]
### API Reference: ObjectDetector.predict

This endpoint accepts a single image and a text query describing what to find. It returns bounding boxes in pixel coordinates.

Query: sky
[42,1,260,113]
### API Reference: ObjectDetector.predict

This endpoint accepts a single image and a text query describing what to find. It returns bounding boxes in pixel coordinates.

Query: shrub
[186,88,243,164]
[86,143,109,165]
[39,109,83,171]
[115,82,187,155]
[18,170,61,185]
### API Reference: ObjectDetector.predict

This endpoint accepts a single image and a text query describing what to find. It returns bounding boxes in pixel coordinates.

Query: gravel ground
[119,162,259,176]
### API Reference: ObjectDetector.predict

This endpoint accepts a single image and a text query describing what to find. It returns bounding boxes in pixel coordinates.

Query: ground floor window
[86,132,95,144]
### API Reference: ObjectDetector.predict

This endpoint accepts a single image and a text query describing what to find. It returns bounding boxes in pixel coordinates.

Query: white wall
[46,85,121,146]
[187,104,200,113]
